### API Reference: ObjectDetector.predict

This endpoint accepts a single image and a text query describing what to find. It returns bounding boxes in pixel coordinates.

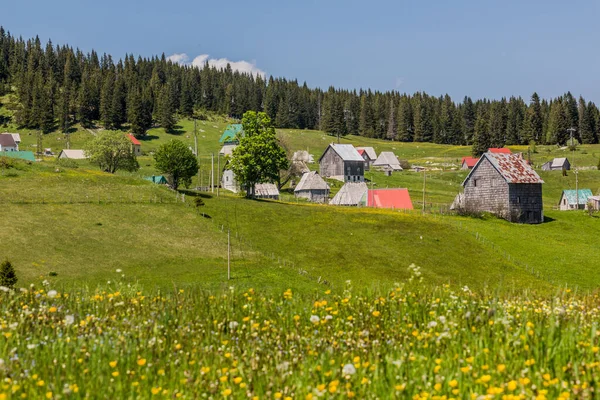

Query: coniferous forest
[1,27,599,155]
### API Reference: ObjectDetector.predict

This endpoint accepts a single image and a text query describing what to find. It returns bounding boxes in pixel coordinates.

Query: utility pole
[568,127,577,168]
[194,119,200,189]
[422,170,426,215]
[576,170,579,210]
[217,152,220,197]
[211,153,214,193]
[227,228,231,280]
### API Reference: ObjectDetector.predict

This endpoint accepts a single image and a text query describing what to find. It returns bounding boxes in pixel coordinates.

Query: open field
[0,281,595,398]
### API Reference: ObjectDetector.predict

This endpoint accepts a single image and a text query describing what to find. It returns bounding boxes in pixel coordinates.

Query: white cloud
[168,53,265,78]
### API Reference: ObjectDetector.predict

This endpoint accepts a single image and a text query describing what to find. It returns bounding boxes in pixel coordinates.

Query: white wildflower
[325,315,333,321]
[228,321,239,330]
[47,290,58,298]
[427,321,438,329]
[0,286,9,292]
[116,269,122,273]
[342,364,356,376]
[64,315,75,326]
[438,316,447,324]
[9,322,18,330]
[310,315,320,324]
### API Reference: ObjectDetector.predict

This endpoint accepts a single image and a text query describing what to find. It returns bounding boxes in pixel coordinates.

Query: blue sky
[4,0,600,102]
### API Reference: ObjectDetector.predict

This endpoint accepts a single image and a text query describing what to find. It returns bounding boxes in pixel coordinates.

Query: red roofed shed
[127,134,142,156]
[363,188,413,210]
[488,148,511,154]
[461,156,479,169]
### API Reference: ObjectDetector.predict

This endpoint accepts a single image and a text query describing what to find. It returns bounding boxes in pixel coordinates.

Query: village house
[319,144,364,182]
[360,188,413,210]
[488,148,512,154]
[222,169,238,193]
[58,149,87,160]
[372,151,403,171]
[127,134,142,156]
[356,147,377,170]
[588,195,600,211]
[145,175,168,184]
[219,124,243,157]
[254,183,280,200]
[1,133,21,146]
[461,156,479,170]
[0,134,18,151]
[329,182,368,206]
[558,189,592,210]
[294,171,330,203]
[542,158,570,171]
[460,151,544,224]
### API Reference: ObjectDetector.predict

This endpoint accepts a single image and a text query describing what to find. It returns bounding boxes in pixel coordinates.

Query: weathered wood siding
[463,158,509,215]
[295,189,330,203]
[319,148,364,182]
[508,184,543,223]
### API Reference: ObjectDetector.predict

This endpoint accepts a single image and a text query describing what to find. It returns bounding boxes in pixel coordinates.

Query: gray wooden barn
[541,157,570,171]
[460,152,544,224]
[294,171,330,203]
[318,144,364,182]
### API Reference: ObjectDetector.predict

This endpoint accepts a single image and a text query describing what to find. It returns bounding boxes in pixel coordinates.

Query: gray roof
[329,182,368,206]
[219,144,237,157]
[254,183,280,197]
[373,151,402,170]
[59,149,87,159]
[551,158,569,168]
[322,144,364,162]
[294,171,330,192]
[0,134,17,148]
[356,146,377,160]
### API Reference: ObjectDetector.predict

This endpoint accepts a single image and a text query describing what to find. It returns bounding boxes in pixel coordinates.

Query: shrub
[56,158,79,169]
[0,260,18,289]
[399,159,411,170]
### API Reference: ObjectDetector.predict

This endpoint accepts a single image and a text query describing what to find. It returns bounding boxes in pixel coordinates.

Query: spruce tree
[358,92,374,137]
[100,73,115,128]
[386,98,398,140]
[396,96,413,142]
[157,84,175,132]
[472,107,490,156]
[546,100,569,144]
[462,96,476,145]
[0,260,17,289]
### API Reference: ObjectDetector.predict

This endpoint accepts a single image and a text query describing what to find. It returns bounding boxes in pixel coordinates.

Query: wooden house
[127,134,142,156]
[588,195,600,211]
[461,152,544,224]
[329,182,368,206]
[0,134,18,152]
[360,188,413,210]
[558,189,592,210]
[542,158,570,171]
[461,157,479,170]
[294,171,330,203]
[356,147,377,170]
[58,149,87,159]
[222,169,238,193]
[254,183,279,200]
[319,144,364,182]
[488,148,512,154]
[373,151,402,171]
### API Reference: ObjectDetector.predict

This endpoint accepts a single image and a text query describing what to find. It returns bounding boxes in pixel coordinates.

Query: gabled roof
[0,151,35,161]
[1,133,21,143]
[488,148,512,154]
[356,147,377,160]
[560,189,593,206]
[0,134,17,148]
[127,133,141,145]
[254,183,280,197]
[59,149,87,159]
[144,175,168,184]
[294,171,330,192]
[329,182,368,206]
[319,144,364,162]
[463,152,543,186]
[373,151,402,170]
[551,158,569,168]
[461,156,479,168]
[219,144,237,157]
[363,188,413,209]
[219,124,243,143]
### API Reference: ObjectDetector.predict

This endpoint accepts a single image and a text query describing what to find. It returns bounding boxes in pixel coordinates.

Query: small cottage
[254,183,280,200]
[588,196,600,210]
[542,158,570,171]
[294,171,330,203]
[222,169,238,193]
[461,151,544,224]
[373,151,402,171]
[1,133,21,145]
[127,134,142,156]
[145,175,168,184]
[558,189,593,210]
[219,124,244,144]
[0,134,18,151]
[219,144,237,157]
[361,188,413,210]
[58,149,87,159]
[461,157,479,170]
[356,147,377,170]
[319,144,364,182]
[356,149,373,171]
[329,182,368,206]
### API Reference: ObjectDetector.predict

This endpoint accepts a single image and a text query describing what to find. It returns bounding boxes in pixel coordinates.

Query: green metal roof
[0,151,35,162]
[144,175,168,184]
[219,124,243,143]
[561,189,593,205]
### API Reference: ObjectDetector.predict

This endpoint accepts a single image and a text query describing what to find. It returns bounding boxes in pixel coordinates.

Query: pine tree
[386,98,397,140]
[358,92,374,137]
[523,92,543,144]
[111,75,127,128]
[100,73,115,128]
[472,107,490,156]
[396,96,413,142]
[462,96,476,145]
[488,99,507,147]
[546,99,569,144]
[0,260,17,289]
[40,75,55,133]
[437,94,455,144]
[57,84,72,133]
[157,84,175,132]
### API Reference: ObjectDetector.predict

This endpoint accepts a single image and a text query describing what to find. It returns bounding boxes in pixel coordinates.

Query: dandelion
[112,371,119,377]
[222,388,232,396]
[64,315,75,326]
[48,306,57,313]
[342,364,356,376]
[449,380,458,388]
[151,387,161,395]
[47,290,58,298]
[310,315,320,324]
[109,361,117,368]
[507,380,518,391]
[372,311,381,317]
[137,359,147,366]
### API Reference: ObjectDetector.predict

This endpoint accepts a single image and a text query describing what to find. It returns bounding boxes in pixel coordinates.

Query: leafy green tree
[229,111,289,197]
[85,131,139,173]
[0,260,17,289]
[154,140,198,191]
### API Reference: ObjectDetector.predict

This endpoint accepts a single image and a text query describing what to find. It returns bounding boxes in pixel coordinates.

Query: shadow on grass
[166,125,186,136]
[179,189,213,199]
[542,215,556,223]
[140,135,160,141]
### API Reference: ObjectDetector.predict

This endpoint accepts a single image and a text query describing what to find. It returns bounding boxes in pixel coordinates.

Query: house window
[516,197,520,204]
[473,179,478,187]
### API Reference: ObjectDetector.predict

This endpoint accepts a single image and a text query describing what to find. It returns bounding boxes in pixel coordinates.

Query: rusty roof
[463,152,544,186]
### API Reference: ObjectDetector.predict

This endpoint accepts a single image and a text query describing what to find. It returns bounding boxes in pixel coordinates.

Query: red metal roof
[127,133,141,145]
[357,149,365,155]
[485,152,543,184]
[366,188,413,210]
[461,156,479,167]
[488,147,511,154]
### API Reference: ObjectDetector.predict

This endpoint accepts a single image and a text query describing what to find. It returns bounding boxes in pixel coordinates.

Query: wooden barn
[127,134,142,156]
[542,158,570,171]
[558,189,592,210]
[318,144,364,182]
[373,151,403,171]
[461,152,544,224]
[294,171,330,203]
[356,147,377,170]
[254,183,280,200]
[329,182,368,206]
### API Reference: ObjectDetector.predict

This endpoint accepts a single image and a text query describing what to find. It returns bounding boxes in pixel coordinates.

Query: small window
[473,179,478,187]
[516,197,520,204]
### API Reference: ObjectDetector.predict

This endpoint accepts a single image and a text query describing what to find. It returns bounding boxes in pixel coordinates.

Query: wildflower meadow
[0,267,597,399]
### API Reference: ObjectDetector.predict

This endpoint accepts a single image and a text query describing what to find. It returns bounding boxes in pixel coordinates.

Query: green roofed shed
[0,151,35,162]
[145,175,168,184]
[219,124,243,144]
[559,189,593,210]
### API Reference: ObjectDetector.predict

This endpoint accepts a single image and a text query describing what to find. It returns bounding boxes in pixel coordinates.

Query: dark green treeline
[0,27,598,155]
